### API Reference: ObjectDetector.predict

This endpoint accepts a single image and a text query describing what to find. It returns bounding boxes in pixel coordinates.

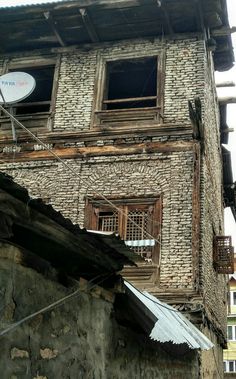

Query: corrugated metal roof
[125,281,214,350]
[0,0,70,9]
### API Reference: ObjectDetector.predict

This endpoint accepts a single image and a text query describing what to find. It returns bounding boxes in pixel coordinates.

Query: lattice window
[98,210,119,233]
[213,236,234,274]
[85,198,161,263]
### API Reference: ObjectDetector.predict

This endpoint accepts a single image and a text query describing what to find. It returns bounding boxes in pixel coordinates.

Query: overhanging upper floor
[0,0,234,71]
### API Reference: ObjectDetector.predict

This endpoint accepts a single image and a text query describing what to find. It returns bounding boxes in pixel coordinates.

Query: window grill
[213,236,234,274]
[85,198,161,263]
[98,211,119,233]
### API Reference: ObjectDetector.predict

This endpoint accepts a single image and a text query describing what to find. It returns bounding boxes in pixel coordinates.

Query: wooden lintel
[79,8,99,43]
[44,11,66,47]
[0,141,195,163]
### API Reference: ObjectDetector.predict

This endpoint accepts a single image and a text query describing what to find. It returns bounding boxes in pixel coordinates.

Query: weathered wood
[44,11,66,47]
[79,8,99,42]
[218,96,236,104]
[216,81,235,88]
[0,141,195,162]
[103,96,157,104]
[191,142,201,292]
[211,26,236,37]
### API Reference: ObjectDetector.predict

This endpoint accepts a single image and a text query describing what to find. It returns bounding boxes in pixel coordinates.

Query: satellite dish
[0,72,36,104]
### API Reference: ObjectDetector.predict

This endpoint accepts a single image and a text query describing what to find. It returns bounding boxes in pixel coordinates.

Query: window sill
[94,106,162,127]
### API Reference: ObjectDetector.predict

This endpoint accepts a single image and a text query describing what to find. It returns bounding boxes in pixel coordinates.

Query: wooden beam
[218,97,236,104]
[0,141,195,163]
[44,11,66,47]
[160,1,174,35]
[79,8,99,43]
[211,26,236,37]
[216,81,235,88]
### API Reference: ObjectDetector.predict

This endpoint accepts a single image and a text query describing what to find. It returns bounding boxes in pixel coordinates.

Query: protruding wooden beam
[212,26,236,37]
[79,8,99,43]
[216,81,235,88]
[218,97,236,104]
[160,1,174,35]
[44,11,66,47]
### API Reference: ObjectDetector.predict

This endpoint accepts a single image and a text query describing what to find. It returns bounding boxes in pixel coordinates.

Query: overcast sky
[0,0,236,243]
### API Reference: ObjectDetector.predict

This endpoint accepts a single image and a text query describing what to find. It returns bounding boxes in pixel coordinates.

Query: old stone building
[0,0,235,378]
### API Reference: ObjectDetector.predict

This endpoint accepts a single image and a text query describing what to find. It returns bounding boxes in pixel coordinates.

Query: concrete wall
[0,242,199,379]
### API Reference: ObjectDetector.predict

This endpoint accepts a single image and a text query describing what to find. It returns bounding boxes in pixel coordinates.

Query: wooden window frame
[0,56,60,135]
[84,196,162,264]
[213,235,234,274]
[92,51,165,128]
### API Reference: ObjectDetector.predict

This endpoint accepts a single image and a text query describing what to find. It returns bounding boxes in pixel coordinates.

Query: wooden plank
[44,11,66,47]
[103,96,157,104]
[0,141,195,162]
[79,8,100,42]
[0,123,193,144]
[191,142,201,292]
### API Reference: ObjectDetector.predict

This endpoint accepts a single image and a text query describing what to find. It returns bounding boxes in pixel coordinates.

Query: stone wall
[1,148,194,290]
[0,242,199,379]
[199,49,227,335]
[0,37,205,132]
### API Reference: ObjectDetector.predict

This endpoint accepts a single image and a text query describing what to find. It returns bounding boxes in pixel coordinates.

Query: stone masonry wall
[0,242,199,379]
[1,148,194,290]
[0,37,205,132]
[199,49,227,333]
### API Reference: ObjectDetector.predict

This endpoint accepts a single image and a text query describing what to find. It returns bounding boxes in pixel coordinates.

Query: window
[9,65,55,115]
[227,325,236,340]
[93,52,164,127]
[223,361,226,372]
[224,360,236,372]
[103,57,157,110]
[84,197,161,263]
[230,292,236,306]
[213,236,234,274]
[0,58,59,137]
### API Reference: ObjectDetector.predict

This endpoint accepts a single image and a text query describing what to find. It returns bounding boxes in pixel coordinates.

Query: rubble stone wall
[0,243,199,379]
[1,148,194,289]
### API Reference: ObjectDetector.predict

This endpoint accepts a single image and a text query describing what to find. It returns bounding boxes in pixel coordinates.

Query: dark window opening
[9,66,55,115]
[104,57,157,110]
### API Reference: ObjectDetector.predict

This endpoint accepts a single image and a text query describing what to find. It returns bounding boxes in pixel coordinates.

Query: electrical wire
[0,105,162,250]
[125,279,179,312]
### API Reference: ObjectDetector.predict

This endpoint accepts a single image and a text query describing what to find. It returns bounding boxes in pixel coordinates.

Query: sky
[0,0,236,243]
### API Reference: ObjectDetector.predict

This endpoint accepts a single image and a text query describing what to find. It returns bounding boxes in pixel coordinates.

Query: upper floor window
[84,197,161,264]
[103,57,157,110]
[227,325,236,340]
[93,52,164,127]
[230,291,236,306]
[9,65,55,115]
[224,360,236,372]
[0,57,59,137]
[213,236,234,274]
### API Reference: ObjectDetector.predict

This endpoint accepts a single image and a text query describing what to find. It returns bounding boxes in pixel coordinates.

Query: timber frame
[92,50,165,127]
[0,55,61,135]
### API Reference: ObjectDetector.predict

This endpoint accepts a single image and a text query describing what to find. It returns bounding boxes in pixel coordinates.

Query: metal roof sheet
[0,0,71,9]
[125,281,214,350]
